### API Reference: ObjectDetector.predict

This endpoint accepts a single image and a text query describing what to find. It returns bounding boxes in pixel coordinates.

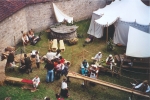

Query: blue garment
[46,70,54,82]
[81,68,88,76]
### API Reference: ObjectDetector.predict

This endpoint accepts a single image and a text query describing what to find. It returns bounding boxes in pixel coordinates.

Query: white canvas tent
[126,26,150,58]
[53,3,73,23]
[88,0,150,45]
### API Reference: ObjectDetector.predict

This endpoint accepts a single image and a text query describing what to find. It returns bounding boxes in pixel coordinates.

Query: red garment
[21,79,33,84]
[57,98,64,100]
[60,58,65,64]
[54,62,58,67]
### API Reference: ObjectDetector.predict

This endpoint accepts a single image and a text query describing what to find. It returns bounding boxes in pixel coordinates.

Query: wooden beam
[5,76,22,83]
[67,72,150,98]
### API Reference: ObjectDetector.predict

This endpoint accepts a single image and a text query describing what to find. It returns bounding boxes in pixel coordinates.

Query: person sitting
[28,30,35,41]
[22,33,29,45]
[106,54,114,70]
[28,29,41,45]
[91,52,102,62]
[131,80,150,93]
[89,64,99,78]
[81,59,89,76]
[32,75,40,90]
[90,70,97,79]
[60,78,69,98]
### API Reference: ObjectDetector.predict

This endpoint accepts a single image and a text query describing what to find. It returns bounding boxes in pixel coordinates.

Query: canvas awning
[95,14,119,27]
[94,0,150,26]
[126,26,150,58]
[53,3,73,23]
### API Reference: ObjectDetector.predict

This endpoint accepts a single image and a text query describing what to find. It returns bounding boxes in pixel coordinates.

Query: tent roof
[53,3,73,23]
[126,26,150,58]
[94,0,150,26]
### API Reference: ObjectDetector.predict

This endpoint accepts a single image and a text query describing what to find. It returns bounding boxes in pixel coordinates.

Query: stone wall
[25,0,106,32]
[25,2,55,32]
[55,0,106,22]
[0,8,28,53]
[0,0,106,55]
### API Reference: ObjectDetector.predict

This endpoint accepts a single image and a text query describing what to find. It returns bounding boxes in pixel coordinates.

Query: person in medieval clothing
[81,59,89,76]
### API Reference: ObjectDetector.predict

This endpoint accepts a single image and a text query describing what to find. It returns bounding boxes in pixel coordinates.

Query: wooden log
[67,72,150,98]
[5,76,22,83]
[59,40,65,52]
[51,39,58,52]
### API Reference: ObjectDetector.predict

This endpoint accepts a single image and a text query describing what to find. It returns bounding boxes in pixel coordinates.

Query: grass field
[0,19,149,100]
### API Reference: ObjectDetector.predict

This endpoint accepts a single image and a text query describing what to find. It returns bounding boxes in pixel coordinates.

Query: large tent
[53,3,73,23]
[88,0,150,46]
[126,26,150,58]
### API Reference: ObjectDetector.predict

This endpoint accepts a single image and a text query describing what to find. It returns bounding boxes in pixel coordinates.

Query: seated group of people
[22,29,41,45]
[80,59,99,79]
[81,52,116,78]
[19,50,40,74]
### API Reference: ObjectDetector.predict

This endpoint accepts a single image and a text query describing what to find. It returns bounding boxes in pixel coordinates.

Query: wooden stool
[52,39,58,52]
[59,40,65,52]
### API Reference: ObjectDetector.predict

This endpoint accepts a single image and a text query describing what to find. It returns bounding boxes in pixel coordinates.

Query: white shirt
[90,72,96,79]
[32,77,40,84]
[36,54,40,62]
[106,57,114,63]
[134,83,150,93]
[94,53,102,60]
[22,35,29,43]
[61,81,67,89]
[61,64,65,70]
[46,52,56,60]
[81,62,89,68]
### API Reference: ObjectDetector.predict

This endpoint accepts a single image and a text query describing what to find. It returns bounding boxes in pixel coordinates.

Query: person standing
[55,61,62,79]
[60,78,69,98]
[7,51,15,70]
[45,60,54,82]
[62,62,70,82]
[24,54,32,73]
[46,49,56,61]
[36,51,40,69]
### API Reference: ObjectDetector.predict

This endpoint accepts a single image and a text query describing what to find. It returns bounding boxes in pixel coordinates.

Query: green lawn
[0,19,149,100]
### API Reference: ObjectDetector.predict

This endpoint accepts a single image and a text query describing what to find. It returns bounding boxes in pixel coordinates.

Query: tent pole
[94,20,95,35]
[106,22,108,43]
